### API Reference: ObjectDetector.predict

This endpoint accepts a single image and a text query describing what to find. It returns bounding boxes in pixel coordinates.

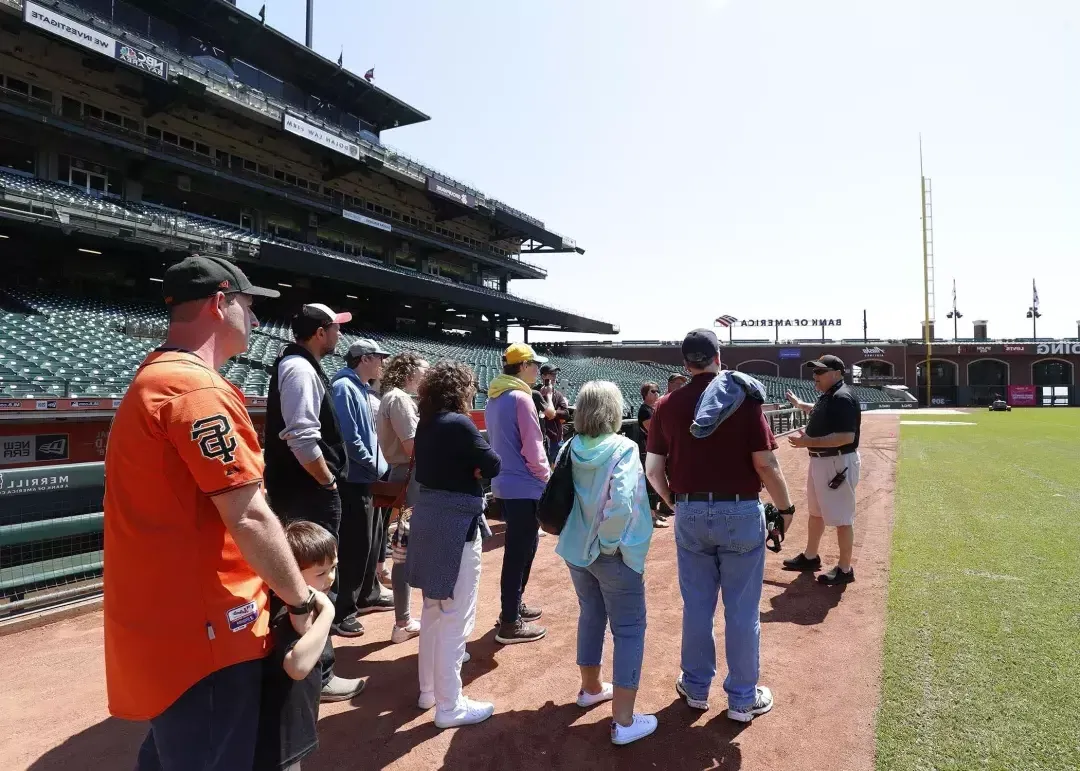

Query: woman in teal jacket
[555,380,657,746]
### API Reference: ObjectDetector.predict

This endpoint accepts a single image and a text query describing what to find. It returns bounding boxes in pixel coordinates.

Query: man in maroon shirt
[645,328,795,724]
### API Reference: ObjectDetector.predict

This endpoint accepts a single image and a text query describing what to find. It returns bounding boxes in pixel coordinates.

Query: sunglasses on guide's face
[812,369,829,376]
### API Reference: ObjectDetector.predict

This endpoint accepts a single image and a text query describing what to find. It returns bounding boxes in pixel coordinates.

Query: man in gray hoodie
[331,339,392,635]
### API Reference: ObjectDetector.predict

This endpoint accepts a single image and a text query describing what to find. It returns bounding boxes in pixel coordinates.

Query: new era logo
[218,280,230,289]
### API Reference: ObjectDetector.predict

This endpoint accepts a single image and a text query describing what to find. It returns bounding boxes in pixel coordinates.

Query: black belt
[674,493,759,503]
[808,448,856,458]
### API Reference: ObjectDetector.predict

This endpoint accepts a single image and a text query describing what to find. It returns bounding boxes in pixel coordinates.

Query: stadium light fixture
[149,277,163,283]
[0,234,9,239]
[346,294,358,299]
[278,282,293,288]
[403,304,412,309]
[78,248,102,255]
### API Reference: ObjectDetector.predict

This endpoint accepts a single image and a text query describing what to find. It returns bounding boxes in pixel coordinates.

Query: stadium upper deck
[0,0,614,335]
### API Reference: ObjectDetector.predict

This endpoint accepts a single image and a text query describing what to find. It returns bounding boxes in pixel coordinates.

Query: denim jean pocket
[726,506,766,554]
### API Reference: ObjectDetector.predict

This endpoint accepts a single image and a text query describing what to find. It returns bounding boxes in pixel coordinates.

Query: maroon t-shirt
[646,373,777,496]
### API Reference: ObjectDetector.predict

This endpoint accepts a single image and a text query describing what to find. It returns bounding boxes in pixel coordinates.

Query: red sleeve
[645,398,669,455]
[160,386,264,496]
[745,402,777,452]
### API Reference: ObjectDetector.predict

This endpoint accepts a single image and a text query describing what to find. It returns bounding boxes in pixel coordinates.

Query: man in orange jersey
[104,255,318,771]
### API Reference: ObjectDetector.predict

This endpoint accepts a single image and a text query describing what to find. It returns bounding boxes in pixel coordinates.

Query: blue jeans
[567,554,647,690]
[675,499,766,709]
[136,659,262,771]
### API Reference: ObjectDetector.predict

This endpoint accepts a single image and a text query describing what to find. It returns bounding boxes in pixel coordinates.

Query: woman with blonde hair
[377,352,429,643]
[555,380,657,745]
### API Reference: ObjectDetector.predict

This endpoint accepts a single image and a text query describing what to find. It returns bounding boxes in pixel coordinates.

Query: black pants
[335,482,384,623]
[136,660,261,771]
[267,483,341,686]
[498,498,540,624]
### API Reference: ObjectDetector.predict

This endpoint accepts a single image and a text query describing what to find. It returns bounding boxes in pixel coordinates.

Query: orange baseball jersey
[103,350,270,720]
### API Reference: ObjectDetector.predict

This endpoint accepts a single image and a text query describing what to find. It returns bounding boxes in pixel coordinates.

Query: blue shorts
[136,659,262,771]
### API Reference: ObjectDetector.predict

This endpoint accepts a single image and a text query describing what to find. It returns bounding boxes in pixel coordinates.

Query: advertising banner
[426,176,477,208]
[778,348,802,360]
[283,113,360,160]
[1008,385,1036,406]
[115,42,168,80]
[343,209,393,232]
[24,1,116,56]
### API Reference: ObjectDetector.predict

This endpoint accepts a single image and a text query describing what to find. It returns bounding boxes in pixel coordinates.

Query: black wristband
[778,505,796,516]
[319,476,336,491]
[287,588,316,615]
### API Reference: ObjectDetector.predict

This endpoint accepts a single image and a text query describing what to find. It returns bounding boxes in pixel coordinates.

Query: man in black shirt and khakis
[782,355,861,586]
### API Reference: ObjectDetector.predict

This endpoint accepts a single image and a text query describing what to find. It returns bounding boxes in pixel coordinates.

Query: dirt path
[0,415,899,771]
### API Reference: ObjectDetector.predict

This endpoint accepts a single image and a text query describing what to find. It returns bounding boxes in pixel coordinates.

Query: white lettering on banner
[282,114,360,160]
[342,209,392,232]
[24,2,117,55]
[0,473,70,496]
[1003,345,1027,353]
[1036,342,1080,356]
[862,346,886,356]
[431,181,468,205]
[738,318,842,328]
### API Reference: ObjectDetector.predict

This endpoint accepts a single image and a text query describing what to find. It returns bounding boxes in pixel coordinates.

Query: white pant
[418,532,482,713]
[807,452,861,526]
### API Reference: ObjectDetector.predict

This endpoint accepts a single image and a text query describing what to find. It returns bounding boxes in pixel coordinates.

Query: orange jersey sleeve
[160,385,264,496]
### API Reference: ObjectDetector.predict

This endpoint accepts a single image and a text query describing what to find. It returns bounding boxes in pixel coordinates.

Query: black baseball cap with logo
[805,354,846,372]
[681,328,720,363]
[162,254,279,306]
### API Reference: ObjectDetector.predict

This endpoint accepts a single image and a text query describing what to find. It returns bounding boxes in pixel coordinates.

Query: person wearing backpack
[554,380,657,746]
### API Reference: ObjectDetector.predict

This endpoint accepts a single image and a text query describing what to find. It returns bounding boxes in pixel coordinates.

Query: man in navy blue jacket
[331,339,391,635]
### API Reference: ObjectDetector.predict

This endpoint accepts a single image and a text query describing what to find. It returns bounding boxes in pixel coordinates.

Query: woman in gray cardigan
[405,361,501,729]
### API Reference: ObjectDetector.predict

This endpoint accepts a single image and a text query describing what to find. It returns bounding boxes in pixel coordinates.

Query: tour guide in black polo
[783,354,862,585]
[645,328,795,723]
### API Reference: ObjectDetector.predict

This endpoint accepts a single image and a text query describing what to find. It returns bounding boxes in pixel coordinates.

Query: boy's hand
[312,589,334,616]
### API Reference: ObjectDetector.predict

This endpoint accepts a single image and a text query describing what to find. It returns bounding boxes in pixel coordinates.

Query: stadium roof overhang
[125,0,430,132]
[256,242,616,335]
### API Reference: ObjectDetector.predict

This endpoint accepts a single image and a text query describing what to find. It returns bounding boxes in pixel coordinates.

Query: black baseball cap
[681,328,720,363]
[162,254,279,306]
[805,354,846,372]
[292,303,353,339]
[540,363,560,376]
[668,372,688,383]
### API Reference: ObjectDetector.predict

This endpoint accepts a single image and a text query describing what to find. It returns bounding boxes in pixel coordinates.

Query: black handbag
[536,443,575,535]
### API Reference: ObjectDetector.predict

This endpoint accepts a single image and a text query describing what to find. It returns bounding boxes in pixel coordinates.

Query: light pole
[946,279,962,341]
[1026,279,1041,341]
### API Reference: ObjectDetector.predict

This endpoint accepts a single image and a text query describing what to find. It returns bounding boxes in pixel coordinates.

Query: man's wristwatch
[777,505,796,517]
[319,476,336,491]
[287,588,317,615]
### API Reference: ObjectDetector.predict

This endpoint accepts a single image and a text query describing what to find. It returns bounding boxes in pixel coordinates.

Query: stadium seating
[0,290,905,411]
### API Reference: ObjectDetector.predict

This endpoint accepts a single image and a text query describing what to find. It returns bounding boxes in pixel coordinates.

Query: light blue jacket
[555,433,654,574]
[690,370,768,439]
[330,367,388,484]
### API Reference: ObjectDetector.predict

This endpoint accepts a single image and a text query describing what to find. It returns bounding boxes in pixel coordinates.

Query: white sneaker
[675,676,709,711]
[610,714,658,745]
[726,686,773,723]
[434,697,495,729]
[576,682,614,707]
[418,691,436,711]
[391,619,421,643]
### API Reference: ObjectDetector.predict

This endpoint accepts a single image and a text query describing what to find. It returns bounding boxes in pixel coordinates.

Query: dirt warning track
[0,415,899,771]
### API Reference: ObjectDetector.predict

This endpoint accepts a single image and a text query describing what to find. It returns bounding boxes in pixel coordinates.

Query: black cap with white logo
[162,254,279,306]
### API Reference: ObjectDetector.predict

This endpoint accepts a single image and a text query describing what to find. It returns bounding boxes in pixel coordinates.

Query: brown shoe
[495,619,547,645]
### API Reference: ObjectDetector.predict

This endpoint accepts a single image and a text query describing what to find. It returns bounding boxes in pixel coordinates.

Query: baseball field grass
[876,409,1080,771]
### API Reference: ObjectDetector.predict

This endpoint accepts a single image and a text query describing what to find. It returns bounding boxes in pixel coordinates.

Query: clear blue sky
[245,0,1080,343]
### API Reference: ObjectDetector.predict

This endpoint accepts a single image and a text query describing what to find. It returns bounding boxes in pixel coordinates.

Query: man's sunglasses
[812,368,830,376]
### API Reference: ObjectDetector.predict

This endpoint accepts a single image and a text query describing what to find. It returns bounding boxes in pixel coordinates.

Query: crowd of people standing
[102,256,862,769]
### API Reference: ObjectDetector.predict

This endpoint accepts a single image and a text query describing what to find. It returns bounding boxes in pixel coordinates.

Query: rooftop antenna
[305,0,314,48]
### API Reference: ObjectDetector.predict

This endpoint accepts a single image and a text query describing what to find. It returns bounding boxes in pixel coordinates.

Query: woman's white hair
[573,380,624,437]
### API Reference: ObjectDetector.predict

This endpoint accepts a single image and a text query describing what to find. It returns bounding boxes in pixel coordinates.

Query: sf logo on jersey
[191,414,238,464]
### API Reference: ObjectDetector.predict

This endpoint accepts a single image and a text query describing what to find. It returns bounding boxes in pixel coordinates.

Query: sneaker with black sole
[675,675,709,711]
[495,619,547,645]
[818,566,855,585]
[782,553,822,571]
[726,686,773,723]
[331,616,365,637]
[355,595,395,615]
[320,675,367,703]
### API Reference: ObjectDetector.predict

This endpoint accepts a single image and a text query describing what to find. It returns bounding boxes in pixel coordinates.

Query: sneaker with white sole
[611,713,658,745]
[495,619,546,645]
[331,616,364,638]
[726,686,773,723]
[418,691,436,711]
[434,697,495,729]
[576,682,614,708]
[675,676,709,711]
[390,619,421,644]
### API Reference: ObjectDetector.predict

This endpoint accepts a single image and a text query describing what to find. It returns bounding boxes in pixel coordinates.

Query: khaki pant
[806,453,861,526]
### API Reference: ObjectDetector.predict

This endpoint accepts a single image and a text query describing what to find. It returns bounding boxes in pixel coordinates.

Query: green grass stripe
[877,409,1080,771]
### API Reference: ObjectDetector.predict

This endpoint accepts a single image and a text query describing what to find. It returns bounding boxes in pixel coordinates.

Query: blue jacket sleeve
[597,444,637,553]
[332,381,376,475]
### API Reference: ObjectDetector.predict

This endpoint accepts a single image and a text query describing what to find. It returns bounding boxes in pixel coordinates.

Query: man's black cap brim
[245,285,281,299]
